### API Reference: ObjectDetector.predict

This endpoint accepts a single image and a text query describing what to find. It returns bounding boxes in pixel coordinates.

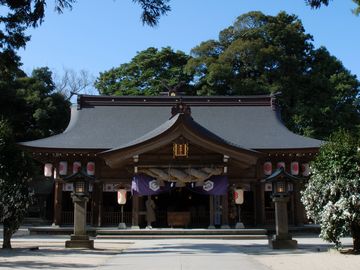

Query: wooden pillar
[255,182,265,226]
[294,182,305,225]
[208,195,215,229]
[91,182,102,226]
[221,193,230,229]
[53,180,63,226]
[131,194,140,229]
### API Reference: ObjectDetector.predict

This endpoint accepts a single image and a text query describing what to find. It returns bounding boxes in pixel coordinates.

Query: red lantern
[73,161,81,174]
[302,163,310,176]
[59,161,68,175]
[291,161,299,175]
[44,163,53,177]
[263,162,272,176]
[277,162,285,170]
[87,161,95,176]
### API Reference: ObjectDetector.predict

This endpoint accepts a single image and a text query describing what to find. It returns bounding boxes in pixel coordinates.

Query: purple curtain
[188,175,228,195]
[131,174,172,196]
[131,174,228,196]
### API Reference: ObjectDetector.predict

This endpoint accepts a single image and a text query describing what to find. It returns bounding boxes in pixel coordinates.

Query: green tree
[0,67,71,141]
[185,11,360,139]
[0,120,34,249]
[301,131,360,252]
[95,47,194,96]
[306,0,360,15]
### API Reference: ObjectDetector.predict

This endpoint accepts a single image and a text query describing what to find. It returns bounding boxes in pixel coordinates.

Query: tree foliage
[185,11,360,139]
[306,0,360,15]
[0,120,34,249]
[301,131,360,251]
[0,67,71,141]
[95,47,193,96]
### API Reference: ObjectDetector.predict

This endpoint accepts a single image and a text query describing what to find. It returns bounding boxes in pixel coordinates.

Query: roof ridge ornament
[170,98,191,118]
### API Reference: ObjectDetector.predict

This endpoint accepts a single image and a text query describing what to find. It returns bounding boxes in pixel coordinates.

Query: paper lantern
[59,161,68,175]
[234,189,244,204]
[44,163,53,177]
[263,162,272,176]
[277,162,285,170]
[291,161,299,175]
[73,161,81,174]
[87,161,95,176]
[302,163,310,176]
[117,189,127,205]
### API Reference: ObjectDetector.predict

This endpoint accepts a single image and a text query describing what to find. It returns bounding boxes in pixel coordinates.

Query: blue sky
[19,0,360,82]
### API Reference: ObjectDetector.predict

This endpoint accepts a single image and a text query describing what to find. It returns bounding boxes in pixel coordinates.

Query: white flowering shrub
[301,131,360,251]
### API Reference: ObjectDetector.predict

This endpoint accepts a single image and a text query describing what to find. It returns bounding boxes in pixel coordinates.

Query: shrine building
[20,93,321,228]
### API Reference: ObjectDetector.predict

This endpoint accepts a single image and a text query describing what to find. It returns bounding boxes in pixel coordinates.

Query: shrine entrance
[149,188,210,228]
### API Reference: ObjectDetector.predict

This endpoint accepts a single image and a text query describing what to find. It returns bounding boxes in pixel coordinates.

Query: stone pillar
[131,195,140,229]
[208,195,215,229]
[269,196,297,249]
[52,180,63,226]
[221,193,230,229]
[73,196,88,235]
[65,195,94,249]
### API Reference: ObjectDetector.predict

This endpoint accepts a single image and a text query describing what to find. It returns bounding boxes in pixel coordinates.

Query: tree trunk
[351,222,360,252]
[2,220,12,249]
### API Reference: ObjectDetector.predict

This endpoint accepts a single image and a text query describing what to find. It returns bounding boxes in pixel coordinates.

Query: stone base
[221,225,231,229]
[65,235,94,249]
[118,223,127,229]
[269,235,298,249]
[131,225,140,229]
[235,222,245,229]
[208,225,216,229]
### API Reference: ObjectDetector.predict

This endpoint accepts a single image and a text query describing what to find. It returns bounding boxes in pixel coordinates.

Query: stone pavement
[0,235,357,270]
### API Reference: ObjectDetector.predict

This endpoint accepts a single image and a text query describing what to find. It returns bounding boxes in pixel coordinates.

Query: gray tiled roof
[20,97,322,151]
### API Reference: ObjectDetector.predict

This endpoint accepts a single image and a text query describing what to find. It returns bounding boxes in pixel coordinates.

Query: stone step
[95,228,268,240]
[96,234,269,240]
[96,228,267,235]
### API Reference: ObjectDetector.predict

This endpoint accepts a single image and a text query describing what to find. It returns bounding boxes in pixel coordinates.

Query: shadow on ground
[121,242,352,256]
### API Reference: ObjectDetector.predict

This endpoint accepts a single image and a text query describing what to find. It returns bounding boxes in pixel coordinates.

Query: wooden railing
[102,211,132,226]
[61,211,92,225]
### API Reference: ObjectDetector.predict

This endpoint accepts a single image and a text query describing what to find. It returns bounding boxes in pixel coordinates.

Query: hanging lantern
[291,161,299,175]
[87,161,95,176]
[59,161,68,175]
[73,161,81,174]
[117,189,127,205]
[302,163,310,176]
[44,163,53,177]
[277,162,285,170]
[234,189,244,204]
[263,162,272,176]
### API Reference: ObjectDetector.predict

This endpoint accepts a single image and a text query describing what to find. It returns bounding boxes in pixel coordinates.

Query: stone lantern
[262,167,302,249]
[63,168,96,249]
